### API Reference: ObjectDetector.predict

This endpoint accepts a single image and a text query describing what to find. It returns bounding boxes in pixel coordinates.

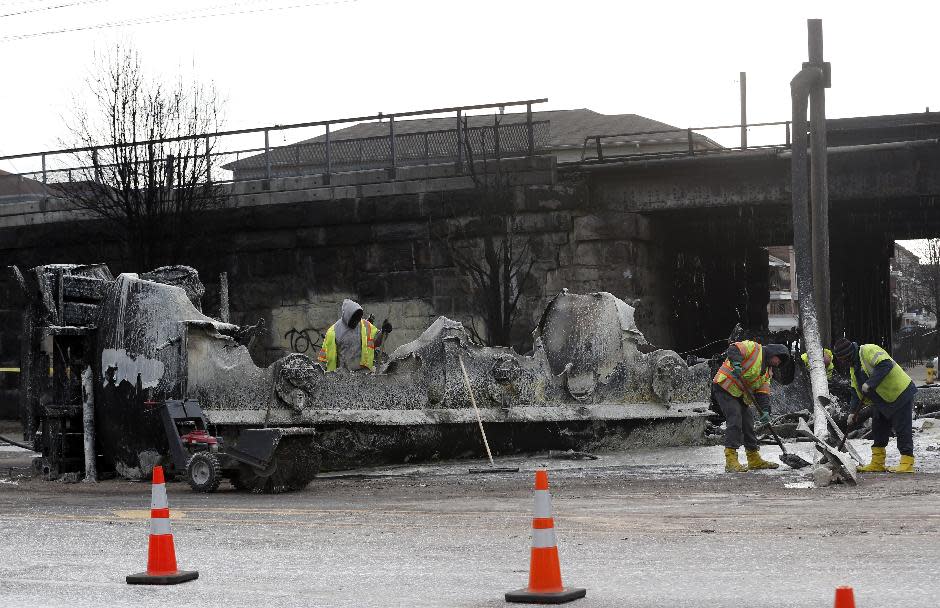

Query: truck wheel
[186,452,222,493]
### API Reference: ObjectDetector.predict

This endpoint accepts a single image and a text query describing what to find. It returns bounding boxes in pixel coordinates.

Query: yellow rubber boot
[858,446,887,473]
[887,454,915,474]
[724,447,748,473]
[746,450,780,470]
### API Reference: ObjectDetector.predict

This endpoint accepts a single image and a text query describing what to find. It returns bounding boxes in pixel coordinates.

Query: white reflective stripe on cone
[151,484,168,509]
[533,490,552,518]
[532,527,557,549]
[150,517,172,536]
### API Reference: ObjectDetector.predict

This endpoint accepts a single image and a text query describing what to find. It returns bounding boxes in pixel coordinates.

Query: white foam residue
[100,348,165,389]
[784,481,815,489]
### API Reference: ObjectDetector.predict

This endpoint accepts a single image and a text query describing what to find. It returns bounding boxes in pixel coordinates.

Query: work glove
[847,413,857,426]
[731,360,743,378]
[861,382,871,394]
[757,410,771,425]
[381,319,393,335]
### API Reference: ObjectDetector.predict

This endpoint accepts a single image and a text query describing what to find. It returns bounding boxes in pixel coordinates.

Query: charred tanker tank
[16,265,712,491]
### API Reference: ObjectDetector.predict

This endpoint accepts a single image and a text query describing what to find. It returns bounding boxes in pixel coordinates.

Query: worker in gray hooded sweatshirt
[318,299,392,371]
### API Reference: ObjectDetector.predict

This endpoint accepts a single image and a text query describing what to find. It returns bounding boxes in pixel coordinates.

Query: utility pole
[808,20,831,347]
[740,71,747,150]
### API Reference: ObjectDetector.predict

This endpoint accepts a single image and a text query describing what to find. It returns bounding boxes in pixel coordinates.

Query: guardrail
[579,120,793,163]
[0,98,549,192]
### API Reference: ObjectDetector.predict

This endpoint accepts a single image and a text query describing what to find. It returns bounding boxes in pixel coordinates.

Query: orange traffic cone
[505,469,586,604]
[126,466,199,585]
[834,586,856,608]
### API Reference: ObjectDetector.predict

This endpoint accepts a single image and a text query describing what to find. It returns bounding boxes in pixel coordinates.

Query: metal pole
[808,18,831,346]
[687,128,694,155]
[596,137,604,161]
[219,272,229,323]
[325,123,332,184]
[456,109,464,172]
[264,129,271,180]
[41,154,47,184]
[205,136,211,182]
[785,121,791,147]
[81,367,97,483]
[389,116,397,178]
[526,102,534,157]
[494,114,501,159]
[791,60,828,440]
[740,71,748,150]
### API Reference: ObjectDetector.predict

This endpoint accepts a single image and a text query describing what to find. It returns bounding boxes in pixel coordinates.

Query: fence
[0,98,549,193]
[230,119,550,181]
[579,120,794,163]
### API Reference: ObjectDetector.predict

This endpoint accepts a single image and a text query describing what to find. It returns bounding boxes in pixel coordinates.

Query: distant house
[767,245,798,331]
[222,109,721,181]
[768,242,934,332]
[0,168,50,202]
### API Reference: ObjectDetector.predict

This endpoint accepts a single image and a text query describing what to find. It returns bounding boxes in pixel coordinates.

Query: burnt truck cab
[17,264,319,492]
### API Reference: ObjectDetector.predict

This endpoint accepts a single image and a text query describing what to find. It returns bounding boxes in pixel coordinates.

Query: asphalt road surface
[2,437,940,608]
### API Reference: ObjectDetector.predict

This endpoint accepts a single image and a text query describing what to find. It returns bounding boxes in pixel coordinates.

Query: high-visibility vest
[713,340,772,406]
[318,320,377,372]
[801,349,834,379]
[849,343,912,405]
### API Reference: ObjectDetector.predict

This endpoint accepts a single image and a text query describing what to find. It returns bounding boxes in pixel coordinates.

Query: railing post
[325,123,332,184]
[687,128,694,155]
[526,102,534,157]
[595,136,603,161]
[424,131,430,164]
[785,121,791,146]
[493,114,501,159]
[41,153,47,184]
[92,149,100,182]
[456,109,464,173]
[264,128,271,181]
[205,136,211,183]
[389,116,397,179]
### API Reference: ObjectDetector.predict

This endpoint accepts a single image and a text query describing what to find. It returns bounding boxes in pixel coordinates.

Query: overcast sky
[4,0,940,157]
[1,0,937,253]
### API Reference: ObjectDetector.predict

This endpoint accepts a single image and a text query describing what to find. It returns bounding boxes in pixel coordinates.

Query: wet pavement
[2,431,940,607]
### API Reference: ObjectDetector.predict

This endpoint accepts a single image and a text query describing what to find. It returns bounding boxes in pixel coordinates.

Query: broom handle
[458,354,495,466]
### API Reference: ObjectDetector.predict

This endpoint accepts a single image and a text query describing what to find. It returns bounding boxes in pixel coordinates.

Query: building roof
[295,109,716,149]
[0,168,49,199]
[223,109,720,172]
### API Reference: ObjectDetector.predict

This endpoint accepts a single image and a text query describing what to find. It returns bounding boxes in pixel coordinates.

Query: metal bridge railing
[579,120,793,163]
[0,98,549,194]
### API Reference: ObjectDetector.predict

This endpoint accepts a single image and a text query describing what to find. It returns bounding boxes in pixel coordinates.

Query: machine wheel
[186,452,222,493]
[232,437,320,494]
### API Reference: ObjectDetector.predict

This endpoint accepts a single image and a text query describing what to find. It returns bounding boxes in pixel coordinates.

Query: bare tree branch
[55,44,226,270]
[433,114,536,348]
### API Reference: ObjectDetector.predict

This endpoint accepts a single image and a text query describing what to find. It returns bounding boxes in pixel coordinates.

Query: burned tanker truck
[14,263,712,492]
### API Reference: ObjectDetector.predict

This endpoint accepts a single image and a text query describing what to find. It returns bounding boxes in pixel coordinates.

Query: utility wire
[0,0,358,42]
[0,0,109,19]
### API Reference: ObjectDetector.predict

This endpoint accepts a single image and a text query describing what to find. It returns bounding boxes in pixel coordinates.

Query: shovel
[796,417,858,485]
[816,395,864,465]
[755,403,811,469]
[759,419,812,469]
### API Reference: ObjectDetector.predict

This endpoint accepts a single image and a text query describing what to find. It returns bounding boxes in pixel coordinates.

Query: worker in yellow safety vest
[713,341,791,472]
[832,338,916,473]
[318,299,392,372]
[800,348,834,379]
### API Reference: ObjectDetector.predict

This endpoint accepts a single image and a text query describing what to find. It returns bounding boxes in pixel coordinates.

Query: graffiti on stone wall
[283,327,325,354]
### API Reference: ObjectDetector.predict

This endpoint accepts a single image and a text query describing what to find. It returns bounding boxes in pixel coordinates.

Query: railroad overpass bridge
[574,125,940,352]
[3,106,940,403]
